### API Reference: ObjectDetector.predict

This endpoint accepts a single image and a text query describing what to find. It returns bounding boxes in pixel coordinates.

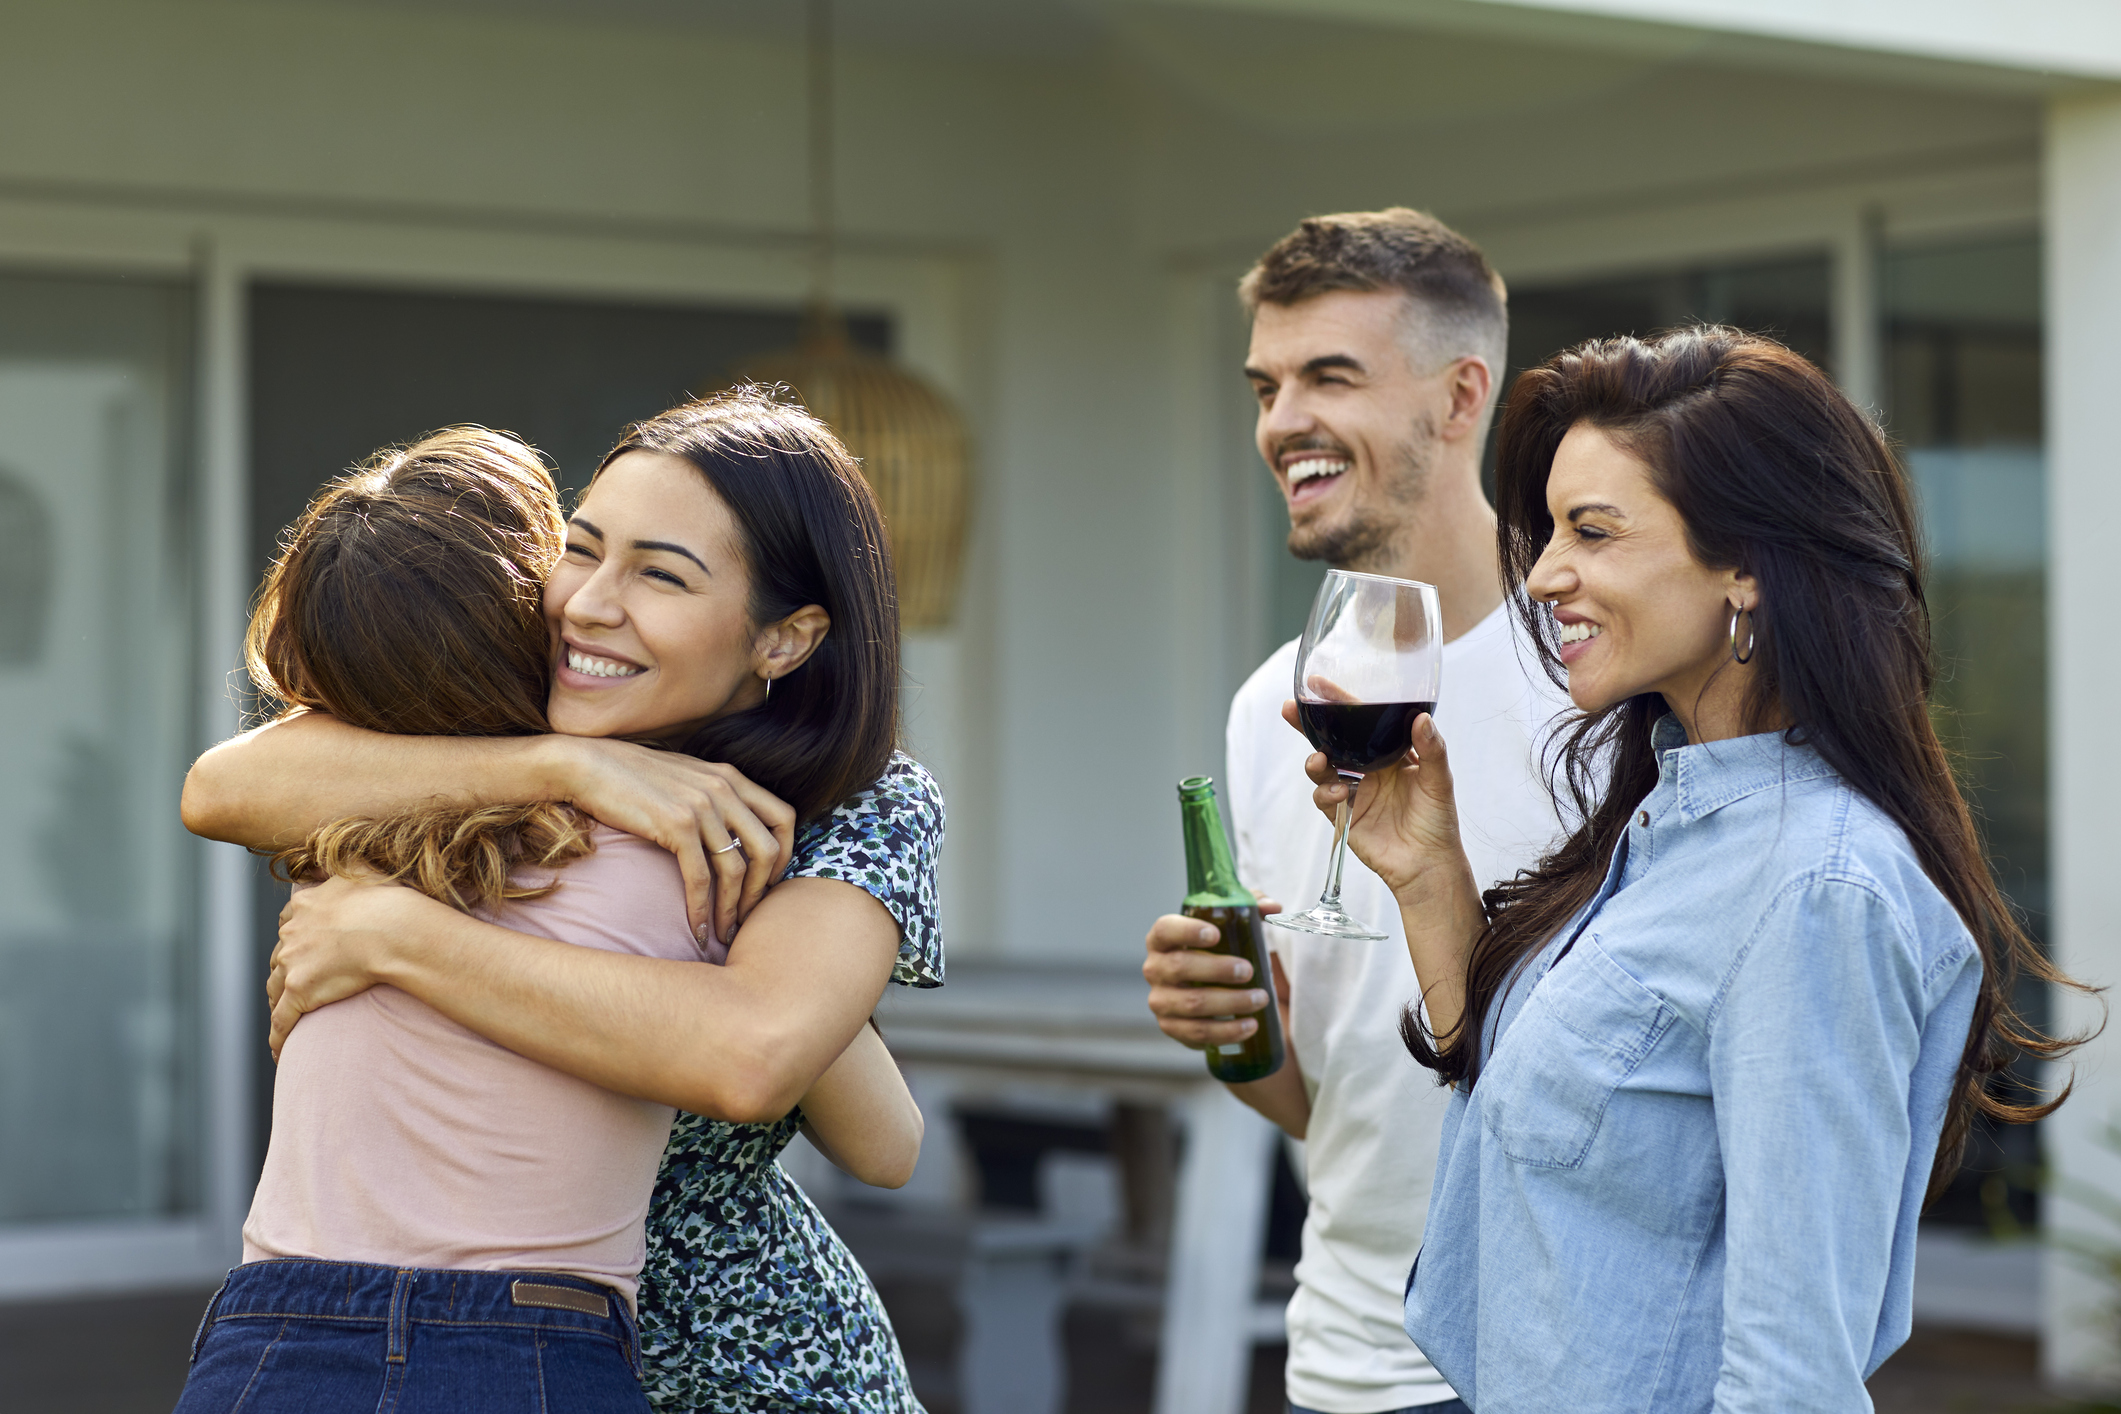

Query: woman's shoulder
[788,751,945,988]
[824,752,942,821]
[795,752,945,855]
[493,825,704,962]
[1817,789,1977,955]
[1698,774,1977,999]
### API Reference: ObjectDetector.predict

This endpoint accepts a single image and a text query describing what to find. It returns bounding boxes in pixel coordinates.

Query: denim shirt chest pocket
[1479,935,1679,1168]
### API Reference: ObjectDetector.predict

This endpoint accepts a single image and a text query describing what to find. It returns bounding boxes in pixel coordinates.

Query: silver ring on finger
[713,838,745,856]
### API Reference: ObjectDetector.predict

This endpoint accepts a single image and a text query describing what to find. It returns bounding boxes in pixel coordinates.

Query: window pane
[0,273,198,1224]
[1884,235,2046,921]
[1508,254,1835,389]
[1884,233,2045,1230]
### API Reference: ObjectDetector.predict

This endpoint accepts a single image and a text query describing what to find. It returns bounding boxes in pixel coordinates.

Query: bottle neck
[1179,786,1253,909]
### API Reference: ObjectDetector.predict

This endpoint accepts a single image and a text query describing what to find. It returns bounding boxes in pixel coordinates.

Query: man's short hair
[1240,207,1508,381]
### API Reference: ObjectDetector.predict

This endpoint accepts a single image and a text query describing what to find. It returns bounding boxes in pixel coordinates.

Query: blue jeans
[1290,1404,1470,1414]
[174,1258,650,1413]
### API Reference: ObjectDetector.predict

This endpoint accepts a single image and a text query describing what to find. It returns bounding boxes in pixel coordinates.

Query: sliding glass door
[0,272,200,1235]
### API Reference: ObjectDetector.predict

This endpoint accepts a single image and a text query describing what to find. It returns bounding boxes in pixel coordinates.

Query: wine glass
[1270,569,1443,940]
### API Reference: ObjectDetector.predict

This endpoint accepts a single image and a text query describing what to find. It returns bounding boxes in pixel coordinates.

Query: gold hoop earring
[1728,608,1756,665]
[762,672,773,704]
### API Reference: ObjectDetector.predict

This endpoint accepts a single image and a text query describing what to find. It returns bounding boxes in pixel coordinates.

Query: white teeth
[1557,622,1602,644]
[567,648,642,679]
[1287,457,1351,487]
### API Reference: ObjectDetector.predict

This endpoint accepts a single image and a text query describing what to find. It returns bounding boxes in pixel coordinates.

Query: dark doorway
[249,282,890,572]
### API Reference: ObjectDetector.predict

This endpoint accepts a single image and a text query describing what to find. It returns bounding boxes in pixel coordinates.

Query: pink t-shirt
[242,827,716,1305]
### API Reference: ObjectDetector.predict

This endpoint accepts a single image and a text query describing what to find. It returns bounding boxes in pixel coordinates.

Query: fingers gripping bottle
[1177,776,1286,1083]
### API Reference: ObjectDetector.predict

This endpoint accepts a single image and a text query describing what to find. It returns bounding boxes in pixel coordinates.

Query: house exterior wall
[0,0,2111,1351]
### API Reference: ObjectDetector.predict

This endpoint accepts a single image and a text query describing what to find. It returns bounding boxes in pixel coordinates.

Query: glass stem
[1319,771,1361,910]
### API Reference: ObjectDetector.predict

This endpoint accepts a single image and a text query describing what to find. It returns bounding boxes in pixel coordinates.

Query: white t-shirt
[1227,601,1569,1413]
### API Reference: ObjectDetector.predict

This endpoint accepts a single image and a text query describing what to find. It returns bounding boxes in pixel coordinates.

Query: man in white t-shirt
[1144,209,1567,1414]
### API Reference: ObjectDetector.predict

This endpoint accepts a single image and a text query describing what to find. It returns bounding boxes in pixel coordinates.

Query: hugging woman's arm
[184,710,882,1126]
[274,866,901,1125]
[183,709,794,943]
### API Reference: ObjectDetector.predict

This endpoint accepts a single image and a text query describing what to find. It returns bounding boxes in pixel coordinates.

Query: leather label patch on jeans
[509,1280,609,1318]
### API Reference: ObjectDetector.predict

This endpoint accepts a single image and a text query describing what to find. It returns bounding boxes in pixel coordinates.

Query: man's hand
[551,737,797,943]
[269,874,450,1060]
[1142,897,1285,1050]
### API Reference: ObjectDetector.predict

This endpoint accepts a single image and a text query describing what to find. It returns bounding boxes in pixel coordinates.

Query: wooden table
[877,962,1281,1414]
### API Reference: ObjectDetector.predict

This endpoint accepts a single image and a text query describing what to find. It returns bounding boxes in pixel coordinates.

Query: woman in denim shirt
[1306,328,2091,1412]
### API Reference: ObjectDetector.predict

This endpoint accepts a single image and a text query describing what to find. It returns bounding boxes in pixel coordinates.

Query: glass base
[1268,900,1387,941]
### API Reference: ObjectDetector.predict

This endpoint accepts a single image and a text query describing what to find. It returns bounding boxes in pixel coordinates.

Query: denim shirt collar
[1649,713,1839,823]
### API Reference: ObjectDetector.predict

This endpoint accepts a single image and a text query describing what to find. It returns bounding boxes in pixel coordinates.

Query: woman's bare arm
[796,1023,925,1189]
[269,874,899,1122]
[184,711,794,938]
[182,711,560,847]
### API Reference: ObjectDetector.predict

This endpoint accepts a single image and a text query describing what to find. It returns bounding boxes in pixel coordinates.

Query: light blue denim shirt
[1407,716,1981,1413]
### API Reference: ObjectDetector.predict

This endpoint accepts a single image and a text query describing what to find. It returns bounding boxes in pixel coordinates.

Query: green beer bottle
[1177,775,1285,1084]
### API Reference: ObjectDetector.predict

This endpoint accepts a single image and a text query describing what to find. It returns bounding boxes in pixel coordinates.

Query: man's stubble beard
[1286,413,1437,572]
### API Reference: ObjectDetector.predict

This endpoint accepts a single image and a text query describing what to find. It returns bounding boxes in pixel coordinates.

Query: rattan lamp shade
[737,319,971,629]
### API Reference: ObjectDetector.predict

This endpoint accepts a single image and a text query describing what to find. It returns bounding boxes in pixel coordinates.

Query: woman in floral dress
[638,757,940,1412]
[185,390,942,1411]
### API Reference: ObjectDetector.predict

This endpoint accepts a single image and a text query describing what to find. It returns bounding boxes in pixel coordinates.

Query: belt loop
[386,1270,415,1365]
[189,1270,233,1365]
[613,1289,642,1378]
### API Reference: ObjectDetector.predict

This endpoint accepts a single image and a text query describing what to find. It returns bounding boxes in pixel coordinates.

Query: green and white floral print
[638,754,942,1412]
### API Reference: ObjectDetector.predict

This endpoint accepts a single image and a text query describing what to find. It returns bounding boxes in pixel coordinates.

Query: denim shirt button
[1637,810,1649,827]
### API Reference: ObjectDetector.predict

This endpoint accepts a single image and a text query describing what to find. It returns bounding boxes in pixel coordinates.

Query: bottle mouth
[1178,775,1214,798]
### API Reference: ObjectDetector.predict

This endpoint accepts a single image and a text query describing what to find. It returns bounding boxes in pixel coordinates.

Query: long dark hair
[593,388,899,824]
[1406,326,2094,1201]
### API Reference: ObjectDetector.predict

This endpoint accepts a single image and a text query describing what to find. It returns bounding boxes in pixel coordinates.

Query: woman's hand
[1288,704,1464,905]
[268,874,452,1060]
[548,737,797,943]
[1288,702,1484,1042]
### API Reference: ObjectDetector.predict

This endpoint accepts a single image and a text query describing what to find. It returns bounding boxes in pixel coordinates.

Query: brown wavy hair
[1405,326,2096,1203]
[247,426,594,910]
[594,389,899,822]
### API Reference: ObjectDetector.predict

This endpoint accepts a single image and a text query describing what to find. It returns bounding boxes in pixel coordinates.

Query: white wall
[2043,90,2121,1392]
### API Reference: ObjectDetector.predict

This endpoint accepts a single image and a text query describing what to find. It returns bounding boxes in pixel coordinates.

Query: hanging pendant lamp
[735,0,972,630]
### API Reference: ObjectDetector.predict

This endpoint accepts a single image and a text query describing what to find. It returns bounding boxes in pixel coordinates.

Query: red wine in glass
[1272,570,1443,941]
[1296,700,1437,774]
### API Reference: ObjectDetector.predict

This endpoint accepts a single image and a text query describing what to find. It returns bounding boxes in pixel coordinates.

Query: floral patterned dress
[637,753,943,1413]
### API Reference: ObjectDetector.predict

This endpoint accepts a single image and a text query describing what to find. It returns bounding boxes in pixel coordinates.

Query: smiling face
[1524,423,1757,731]
[1245,289,1455,570]
[543,451,768,742]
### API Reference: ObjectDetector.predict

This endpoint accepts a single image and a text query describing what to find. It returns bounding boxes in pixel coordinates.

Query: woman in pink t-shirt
[176,409,929,1412]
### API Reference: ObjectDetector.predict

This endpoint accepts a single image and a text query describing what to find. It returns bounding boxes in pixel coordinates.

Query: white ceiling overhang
[1150,0,2121,93]
[297,0,2121,95]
